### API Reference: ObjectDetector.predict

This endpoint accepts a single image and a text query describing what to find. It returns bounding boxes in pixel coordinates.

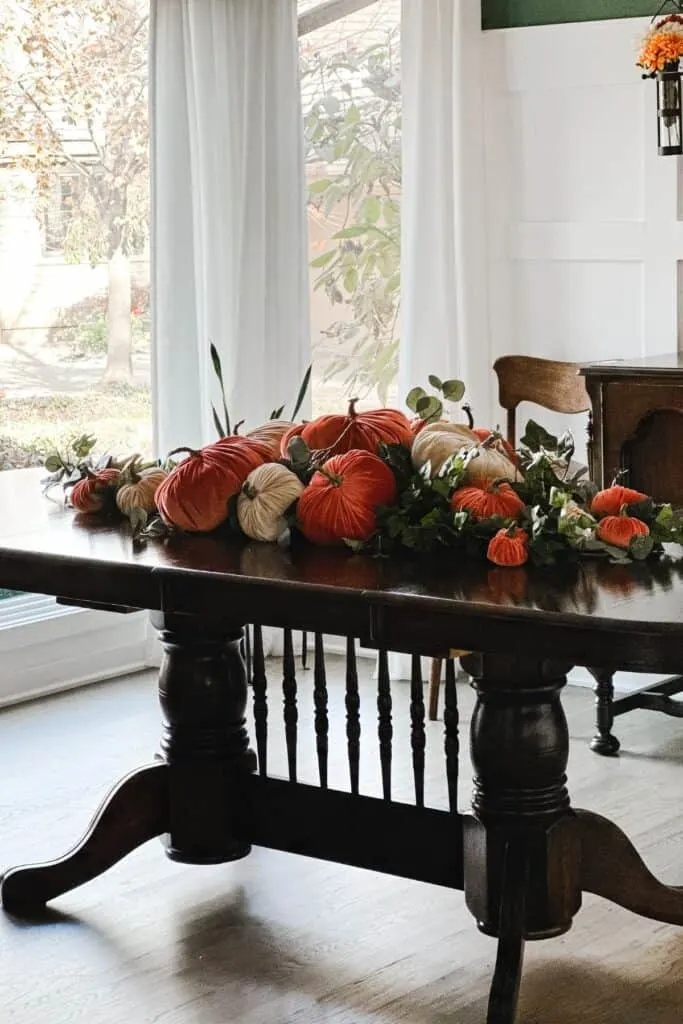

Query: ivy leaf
[520,420,558,453]
[441,379,466,402]
[630,534,655,561]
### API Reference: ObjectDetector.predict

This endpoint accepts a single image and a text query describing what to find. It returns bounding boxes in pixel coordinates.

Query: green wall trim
[483,1,656,30]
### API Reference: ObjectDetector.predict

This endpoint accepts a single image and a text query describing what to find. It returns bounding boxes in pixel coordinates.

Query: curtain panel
[150,0,310,455]
[400,0,491,427]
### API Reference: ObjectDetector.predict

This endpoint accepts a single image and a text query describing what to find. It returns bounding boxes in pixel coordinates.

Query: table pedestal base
[2,619,683,1024]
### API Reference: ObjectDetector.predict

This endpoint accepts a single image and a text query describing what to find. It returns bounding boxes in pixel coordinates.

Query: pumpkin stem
[317,466,343,487]
[242,482,259,501]
[347,398,359,419]
[233,420,245,435]
[462,403,475,429]
[166,446,200,459]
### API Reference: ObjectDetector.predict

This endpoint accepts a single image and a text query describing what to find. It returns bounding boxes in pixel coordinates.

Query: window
[0,1,152,702]
[298,0,401,416]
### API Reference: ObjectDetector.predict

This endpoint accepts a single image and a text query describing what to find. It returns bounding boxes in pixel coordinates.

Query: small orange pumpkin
[281,399,412,459]
[591,485,648,518]
[70,468,121,513]
[296,449,397,546]
[156,437,270,532]
[487,526,529,567]
[451,481,524,521]
[597,514,649,550]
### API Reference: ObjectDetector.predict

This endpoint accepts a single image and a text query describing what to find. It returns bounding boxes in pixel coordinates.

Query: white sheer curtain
[150,0,310,456]
[399,0,491,426]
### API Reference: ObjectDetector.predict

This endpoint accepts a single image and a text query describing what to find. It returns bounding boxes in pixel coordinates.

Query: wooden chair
[427,356,592,721]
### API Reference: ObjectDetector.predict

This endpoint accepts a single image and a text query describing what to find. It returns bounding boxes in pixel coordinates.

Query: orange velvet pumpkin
[597,514,649,550]
[281,399,412,459]
[156,437,269,532]
[296,449,397,546]
[472,428,517,464]
[591,485,648,518]
[70,468,121,513]
[451,482,524,521]
[487,527,529,567]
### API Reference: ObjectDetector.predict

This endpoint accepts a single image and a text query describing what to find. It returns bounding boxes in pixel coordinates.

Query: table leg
[1,612,254,914]
[461,653,581,1024]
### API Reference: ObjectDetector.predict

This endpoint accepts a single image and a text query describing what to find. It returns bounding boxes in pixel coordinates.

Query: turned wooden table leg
[152,612,256,864]
[461,654,581,1024]
[1,612,255,914]
[587,666,620,756]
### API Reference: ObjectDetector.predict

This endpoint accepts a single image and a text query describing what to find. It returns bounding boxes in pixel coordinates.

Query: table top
[581,352,683,379]
[1,470,682,671]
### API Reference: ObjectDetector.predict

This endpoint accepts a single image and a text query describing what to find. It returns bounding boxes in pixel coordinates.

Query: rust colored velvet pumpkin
[280,399,412,459]
[487,526,529,567]
[296,449,397,546]
[472,428,517,463]
[246,420,295,460]
[591,485,648,518]
[451,482,524,521]
[156,437,269,532]
[70,468,121,513]
[597,514,649,550]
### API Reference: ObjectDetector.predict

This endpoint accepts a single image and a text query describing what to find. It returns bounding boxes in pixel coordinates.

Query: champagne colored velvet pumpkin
[280,399,412,459]
[463,442,519,488]
[597,514,649,550]
[591,485,648,518]
[237,463,304,542]
[70,468,121,513]
[450,482,524,521]
[156,437,269,532]
[487,527,529,567]
[411,421,480,475]
[296,449,397,546]
[116,467,168,516]
[472,427,517,463]
[246,420,295,460]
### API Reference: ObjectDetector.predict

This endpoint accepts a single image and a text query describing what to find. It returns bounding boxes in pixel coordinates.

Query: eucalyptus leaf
[441,379,465,402]
[428,374,443,390]
[415,396,441,420]
[44,454,63,473]
[406,386,427,413]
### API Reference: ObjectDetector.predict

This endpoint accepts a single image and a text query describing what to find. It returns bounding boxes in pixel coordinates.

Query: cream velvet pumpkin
[411,422,479,476]
[116,467,168,515]
[237,463,304,542]
[462,443,518,487]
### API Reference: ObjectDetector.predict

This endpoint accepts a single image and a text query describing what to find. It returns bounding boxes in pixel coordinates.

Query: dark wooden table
[2,470,683,1024]
[581,352,683,504]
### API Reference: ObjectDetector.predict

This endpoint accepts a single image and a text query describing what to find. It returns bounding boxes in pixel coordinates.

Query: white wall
[480,17,682,453]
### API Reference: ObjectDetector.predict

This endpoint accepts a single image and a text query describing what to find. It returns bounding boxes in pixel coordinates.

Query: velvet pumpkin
[237,463,304,542]
[156,437,269,532]
[411,421,480,475]
[487,527,529,567]
[296,449,397,546]
[70,468,121,513]
[463,443,519,488]
[246,420,295,460]
[116,467,168,516]
[451,482,524,521]
[472,428,517,463]
[591,485,648,518]
[597,514,649,550]
[280,399,412,459]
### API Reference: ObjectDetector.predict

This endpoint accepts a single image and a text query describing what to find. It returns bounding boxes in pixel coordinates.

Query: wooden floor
[2,658,683,1023]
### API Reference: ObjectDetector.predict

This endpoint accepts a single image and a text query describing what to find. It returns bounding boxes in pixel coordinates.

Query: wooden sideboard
[581,353,683,505]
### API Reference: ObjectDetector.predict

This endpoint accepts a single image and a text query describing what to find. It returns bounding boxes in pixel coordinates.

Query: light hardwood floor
[2,659,683,1024]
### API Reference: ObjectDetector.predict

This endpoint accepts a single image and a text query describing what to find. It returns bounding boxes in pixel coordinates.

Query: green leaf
[362,196,381,223]
[44,454,63,473]
[441,379,466,403]
[310,250,337,268]
[406,386,427,413]
[345,103,361,125]
[290,364,312,421]
[333,226,369,239]
[428,375,443,390]
[629,534,655,561]
[520,420,559,453]
[270,406,285,420]
[210,341,231,435]
[343,267,358,293]
[309,178,333,194]
[212,405,226,439]
[415,396,442,420]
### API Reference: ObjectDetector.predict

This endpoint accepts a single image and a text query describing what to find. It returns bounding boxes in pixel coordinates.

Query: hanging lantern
[656,61,683,155]
[638,6,683,155]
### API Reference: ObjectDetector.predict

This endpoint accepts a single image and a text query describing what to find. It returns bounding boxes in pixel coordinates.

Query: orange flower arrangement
[638,15,683,74]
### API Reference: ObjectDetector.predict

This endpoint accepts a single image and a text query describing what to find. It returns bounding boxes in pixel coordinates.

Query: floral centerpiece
[42,364,683,570]
[637,13,683,75]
